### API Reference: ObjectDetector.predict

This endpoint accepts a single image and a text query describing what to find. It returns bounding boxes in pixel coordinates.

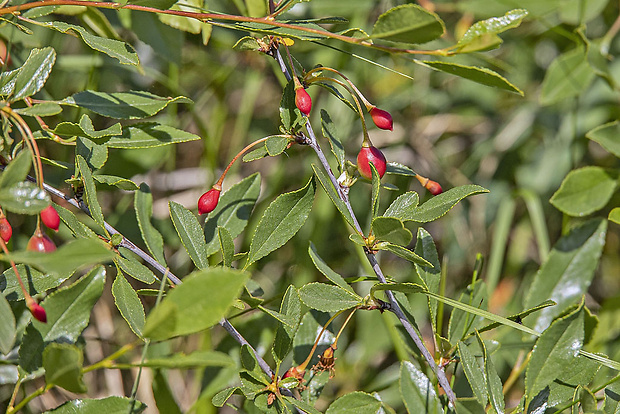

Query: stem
[0,238,34,303]
[214,135,274,189]
[6,383,53,414]
[272,49,457,405]
[305,67,373,109]
[298,309,346,371]
[332,308,356,348]
[82,342,139,373]
[309,76,370,143]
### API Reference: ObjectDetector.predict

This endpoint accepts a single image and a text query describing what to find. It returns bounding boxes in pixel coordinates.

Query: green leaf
[1,265,66,301]
[93,174,139,191]
[243,146,269,162]
[540,48,595,106]
[63,91,191,119]
[548,354,600,407]
[218,226,235,268]
[298,282,361,312]
[371,163,381,219]
[45,396,146,413]
[0,182,50,214]
[284,396,323,414]
[279,80,306,132]
[458,342,488,407]
[222,20,330,42]
[112,273,145,338]
[550,167,618,217]
[53,114,122,139]
[76,136,108,170]
[212,387,240,407]
[135,183,166,265]
[386,162,416,176]
[384,192,419,221]
[43,343,87,393]
[399,361,443,414]
[448,280,487,343]
[419,61,523,95]
[246,176,316,266]
[402,184,489,223]
[371,217,412,246]
[525,302,584,403]
[11,47,56,101]
[265,135,290,156]
[308,242,354,293]
[321,110,345,171]
[115,251,157,284]
[56,204,97,239]
[170,201,208,270]
[325,391,382,414]
[475,332,505,414]
[0,292,16,354]
[34,266,106,343]
[19,324,44,372]
[14,102,62,117]
[375,242,432,267]
[604,380,620,414]
[159,0,210,35]
[76,155,105,231]
[105,123,200,148]
[371,4,445,45]
[524,219,607,332]
[272,285,302,361]
[476,300,556,336]
[0,150,32,188]
[233,36,260,51]
[152,371,182,414]
[204,173,261,256]
[42,21,139,66]
[4,238,115,281]
[414,228,440,328]
[455,9,528,53]
[312,165,355,228]
[609,208,620,225]
[586,121,620,158]
[143,268,249,340]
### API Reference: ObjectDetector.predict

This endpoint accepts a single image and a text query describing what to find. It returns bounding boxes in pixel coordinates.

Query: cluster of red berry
[0,202,60,323]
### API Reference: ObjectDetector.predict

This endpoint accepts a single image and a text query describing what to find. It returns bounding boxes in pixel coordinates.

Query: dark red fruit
[370,107,393,131]
[295,87,312,116]
[198,188,221,215]
[357,145,387,180]
[40,205,60,231]
[425,180,443,195]
[0,218,12,242]
[28,301,47,323]
[27,232,57,252]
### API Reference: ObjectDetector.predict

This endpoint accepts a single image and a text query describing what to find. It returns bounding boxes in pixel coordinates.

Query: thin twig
[273,49,457,405]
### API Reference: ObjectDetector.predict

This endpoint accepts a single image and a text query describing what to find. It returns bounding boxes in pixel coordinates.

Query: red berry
[283,366,305,381]
[426,180,443,195]
[370,107,393,131]
[295,87,312,116]
[28,302,47,323]
[357,146,387,180]
[40,205,60,231]
[0,218,12,242]
[27,233,57,252]
[198,188,221,215]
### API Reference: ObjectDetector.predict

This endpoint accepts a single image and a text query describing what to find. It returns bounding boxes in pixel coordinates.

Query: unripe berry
[0,218,12,242]
[425,180,443,195]
[27,232,56,252]
[369,107,393,131]
[28,301,47,323]
[198,188,221,215]
[40,205,60,231]
[295,87,312,116]
[357,145,387,180]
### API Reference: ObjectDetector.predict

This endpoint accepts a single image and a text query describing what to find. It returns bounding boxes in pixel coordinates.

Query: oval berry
[357,146,387,180]
[0,218,12,242]
[295,87,312,116]
[27,233,57,253]
[28,302,47,323]
[198,188,221,215]
[425,180,443,195]
[41,205,60,231]
[370,107,393,131]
